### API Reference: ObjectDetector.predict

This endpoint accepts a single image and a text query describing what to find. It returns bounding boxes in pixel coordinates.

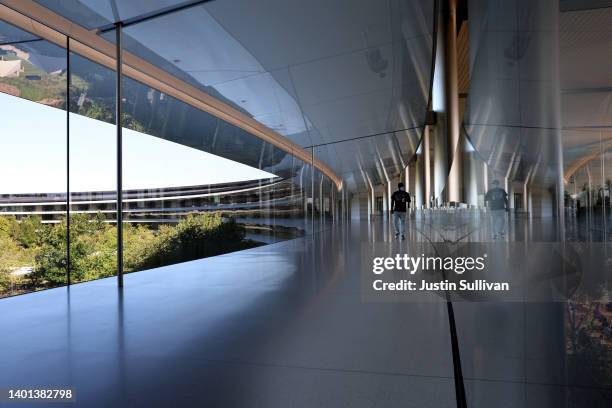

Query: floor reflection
[368,209,611,407]
[0,214,610,407]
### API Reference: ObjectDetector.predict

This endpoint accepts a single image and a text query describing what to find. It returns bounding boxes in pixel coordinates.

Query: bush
[13,216,44,248]
[0,215,17,237]
[32,213,117,286]
[123,223,155,272]
[131,213,253,271]
[3,212,259,295]
[0,235,21,292]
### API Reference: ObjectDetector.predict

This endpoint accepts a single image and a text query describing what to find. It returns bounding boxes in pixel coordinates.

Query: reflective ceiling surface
[34,0,195,29]
[466,0,612,188]
[17,1,612,194]
[560,5,612,184]
[32,0,435,191]
[465,0,564,188]
[0,18,38,43]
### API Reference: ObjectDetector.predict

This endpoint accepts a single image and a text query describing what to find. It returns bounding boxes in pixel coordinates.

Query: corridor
[1,216,609,407]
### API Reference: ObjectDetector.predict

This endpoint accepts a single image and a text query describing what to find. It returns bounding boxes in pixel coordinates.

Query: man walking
[391,182,411,240]
[485,179,509,239]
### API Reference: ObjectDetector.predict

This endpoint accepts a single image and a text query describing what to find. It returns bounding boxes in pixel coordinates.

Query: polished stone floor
[0,215,610,407]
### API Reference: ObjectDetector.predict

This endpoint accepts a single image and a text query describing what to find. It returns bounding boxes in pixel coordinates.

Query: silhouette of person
[391,182,411,240]
[485,179,509,239]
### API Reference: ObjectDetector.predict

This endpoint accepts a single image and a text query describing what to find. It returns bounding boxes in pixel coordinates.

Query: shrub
[123,223,155,272]
[132,213,251,271]
[6,212,259,294]
[12,215,44,248]
[0,215,17,238]
[32,213,117,286]
[0,235,21,292]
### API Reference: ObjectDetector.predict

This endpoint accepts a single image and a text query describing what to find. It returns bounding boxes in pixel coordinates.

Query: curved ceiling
[560,5,612,185]
[464,0,612,190]
[9,0,436,192]
[0,0,341,187]
[464,0,564,189]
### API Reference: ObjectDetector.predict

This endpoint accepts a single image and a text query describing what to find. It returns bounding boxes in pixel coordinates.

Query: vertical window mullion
[116,23,124,287]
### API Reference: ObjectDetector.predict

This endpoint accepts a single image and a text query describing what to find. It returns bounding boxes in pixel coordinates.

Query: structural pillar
[387,181,393,215]
[442,0,462,203]
[424,126,432,208]
[433,0,463,205]
[414,149,426,209]
[382,183,388,216]
[368,194,372,219]
[523,182,529,214]
[483,162,489,194]
[115,22,124,287]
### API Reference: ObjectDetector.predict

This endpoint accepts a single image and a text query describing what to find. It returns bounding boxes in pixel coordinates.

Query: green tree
[32,213,117,286]
[0,215,38,296]
[31,219,68,286]
[69,213,116,282]
[13,215,44,248]
[27,213,259,291]
[133,213,254,271]
[0,234,21,293]
[123,223,155,272]
[0,215,17,238]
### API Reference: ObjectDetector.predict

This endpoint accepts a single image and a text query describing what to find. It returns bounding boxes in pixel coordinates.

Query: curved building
[0,1,611,407]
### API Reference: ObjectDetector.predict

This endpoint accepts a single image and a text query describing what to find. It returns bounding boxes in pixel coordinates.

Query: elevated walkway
[0,218,609,407]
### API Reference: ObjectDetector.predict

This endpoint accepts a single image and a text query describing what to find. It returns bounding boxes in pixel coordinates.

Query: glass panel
[0,29,67,109]
[0,30,67,297]
[69,51,116,125]
[320,173,332,229]
[68,51,117,283]
[120,74,280,170]
[120,74,307,273]
[314,130,420,192]
[117,5,307,139]
[460,1,612,406]
[112,0,433,155]
[116,1,191,22]
[34,0,115,30]
[312,168,323,232]
[0,20,38,43]
[35,1,209,30]
[299,152,314,235]
[289,155,310,236]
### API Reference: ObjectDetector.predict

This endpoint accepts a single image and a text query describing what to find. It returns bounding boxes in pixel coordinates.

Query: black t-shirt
[391,190,411,212]
[485,187,508,210]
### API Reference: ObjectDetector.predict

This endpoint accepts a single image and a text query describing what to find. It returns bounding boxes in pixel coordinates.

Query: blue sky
[0,92,276,194]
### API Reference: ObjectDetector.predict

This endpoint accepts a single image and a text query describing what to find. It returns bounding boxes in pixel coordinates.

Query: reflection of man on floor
[391,183,411,240]
[485,179,509,239]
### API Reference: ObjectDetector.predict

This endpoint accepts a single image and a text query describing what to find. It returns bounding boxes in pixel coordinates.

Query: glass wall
[0,18,341,298]
[68,51,117,284]
[312,130,418,224]
[119,74,322,274]
[0,23,67,297]
[564,130,612,242]
[459,2,612,407]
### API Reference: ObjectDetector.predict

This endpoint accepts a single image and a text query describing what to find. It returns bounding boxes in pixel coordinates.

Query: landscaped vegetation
[0,213,260,297]
[566,300,612,404]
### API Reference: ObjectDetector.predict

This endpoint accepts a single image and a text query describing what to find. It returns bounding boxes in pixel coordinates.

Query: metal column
[115,22,124,287]
[444,0,462,203]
